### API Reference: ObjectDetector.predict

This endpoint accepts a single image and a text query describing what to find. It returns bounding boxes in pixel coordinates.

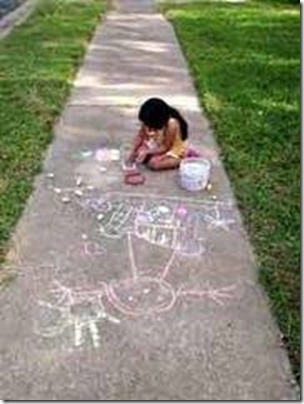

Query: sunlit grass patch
[0,0,105,263]
[161,0,300,381]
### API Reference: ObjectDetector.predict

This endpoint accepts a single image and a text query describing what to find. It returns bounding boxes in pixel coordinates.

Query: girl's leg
[147,155,180,171]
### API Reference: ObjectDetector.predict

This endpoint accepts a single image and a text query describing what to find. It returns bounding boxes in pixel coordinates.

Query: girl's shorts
[166,150,183,160]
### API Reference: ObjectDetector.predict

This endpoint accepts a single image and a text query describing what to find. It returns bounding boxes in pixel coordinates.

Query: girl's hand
[127,154,136,164]
[136,148,148,163]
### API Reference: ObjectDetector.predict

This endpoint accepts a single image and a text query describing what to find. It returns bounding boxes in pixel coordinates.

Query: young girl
[127,98,188,170]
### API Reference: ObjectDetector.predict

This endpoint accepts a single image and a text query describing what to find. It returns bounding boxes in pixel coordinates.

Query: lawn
[160,0,300,381]
[0,0,106,264]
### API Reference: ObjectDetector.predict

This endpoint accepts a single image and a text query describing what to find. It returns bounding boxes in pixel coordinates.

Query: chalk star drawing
[35,281,120,348]
[204,205,236,231]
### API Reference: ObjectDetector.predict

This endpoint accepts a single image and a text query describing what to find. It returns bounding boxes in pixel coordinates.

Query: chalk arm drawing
[35,281,120,348]
[177,284,236,306]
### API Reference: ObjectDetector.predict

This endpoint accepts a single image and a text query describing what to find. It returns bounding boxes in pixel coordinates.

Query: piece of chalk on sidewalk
[74,189,83,197]
[75,176,83,186]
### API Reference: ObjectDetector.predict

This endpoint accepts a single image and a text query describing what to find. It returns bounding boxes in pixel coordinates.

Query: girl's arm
[127,126,145,162]
[148,119,177,156]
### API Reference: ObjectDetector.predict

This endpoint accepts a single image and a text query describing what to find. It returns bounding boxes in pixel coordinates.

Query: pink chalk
[176,206,188,216]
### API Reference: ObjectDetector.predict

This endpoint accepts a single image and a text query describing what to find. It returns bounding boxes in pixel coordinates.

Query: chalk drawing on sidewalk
[204,205,236,231]
[74,193,236,257]
[134,200,205,256]
[35,186,238,348]
[76,148,121,162]
[35,230,236,347]
[94,148,121,162]
[35,281,120,348]
[46,186,236,259]
[34,223,237,348]
[46,178,237,243]
[178,284,237,307]
[104,232,236,316]
[82,241,105,257]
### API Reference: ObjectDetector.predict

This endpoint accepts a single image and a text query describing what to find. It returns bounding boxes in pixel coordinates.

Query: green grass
[161,0,300,381]
[0,0,106,261]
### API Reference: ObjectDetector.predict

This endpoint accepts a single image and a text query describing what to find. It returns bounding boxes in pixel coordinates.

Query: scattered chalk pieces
[80,151,93,158]
[75,176,83,186]
[81,234,88,240]
[87,185,94,191]
[206,183,212,191]
[97,213,104,221]
[158,206,170,214]
[46,172,55,179]
[99,166,107,172]
[95,148,120,162]
[53,187,62,194]
[61,197,71,203]
[74,189,83,197]
[212,195,217,200]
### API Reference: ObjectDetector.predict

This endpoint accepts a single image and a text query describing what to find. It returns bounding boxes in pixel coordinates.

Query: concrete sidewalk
[0,0,297,400]
[0,0,37,39]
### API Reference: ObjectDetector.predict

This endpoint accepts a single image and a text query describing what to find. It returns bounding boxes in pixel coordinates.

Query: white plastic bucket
[179,157,211,191]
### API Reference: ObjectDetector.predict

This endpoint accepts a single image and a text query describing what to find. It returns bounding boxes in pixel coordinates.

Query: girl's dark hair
[138,98,188,140]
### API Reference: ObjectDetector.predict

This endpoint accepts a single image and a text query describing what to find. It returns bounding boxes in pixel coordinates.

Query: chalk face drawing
[35,281,120,348]
[103,233,236,316]
[106,276,176,316]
